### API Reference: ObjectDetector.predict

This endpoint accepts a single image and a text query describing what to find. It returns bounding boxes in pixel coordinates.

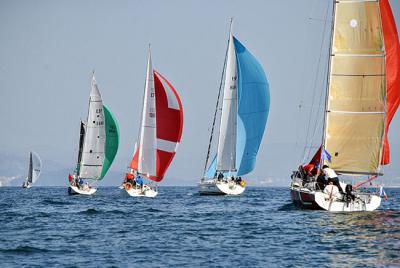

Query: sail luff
[216,32,238,172]
[137,47,157,176]
[323,0,386,175]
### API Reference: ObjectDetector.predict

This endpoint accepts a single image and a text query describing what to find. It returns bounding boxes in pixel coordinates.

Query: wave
[41,199,69,206]
[278,203,296,211]
[78,208,99,215]
[0,246,49,254]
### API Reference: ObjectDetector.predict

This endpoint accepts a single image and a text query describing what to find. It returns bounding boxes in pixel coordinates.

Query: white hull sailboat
[124,184,158,198]
[68,185,97,196]
[22,151,42,189]
[199,20,270,195]
[290,0,400,212]
[198,179,245,196]
[68,73,119,196]
[121,46,183,198]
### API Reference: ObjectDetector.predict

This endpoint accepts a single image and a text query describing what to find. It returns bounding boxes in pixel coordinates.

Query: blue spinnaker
[234,37,269,176]
[206,37,269,178]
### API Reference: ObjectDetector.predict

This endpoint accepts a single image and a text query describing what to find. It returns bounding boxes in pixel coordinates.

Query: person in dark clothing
[316,173,327,190]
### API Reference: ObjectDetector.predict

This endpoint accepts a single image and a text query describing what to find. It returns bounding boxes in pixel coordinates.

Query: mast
[202,19,232,179]
[137,45,157,178]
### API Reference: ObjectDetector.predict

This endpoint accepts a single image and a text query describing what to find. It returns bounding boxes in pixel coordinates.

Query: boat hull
[198,179,245,195]
[290,186,381,212]
[124,184,158,198]
[68,186,97,196]
[22,182,32,189]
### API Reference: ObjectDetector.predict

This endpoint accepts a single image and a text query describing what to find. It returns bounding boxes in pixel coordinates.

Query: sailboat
[68,73,120,195]
[22,151,42,188]
[290,0,400,212]
[121,46,183,198]
[198,21,270,195]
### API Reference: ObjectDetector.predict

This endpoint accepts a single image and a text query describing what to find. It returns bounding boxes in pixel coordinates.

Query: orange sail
[380,0,400,165]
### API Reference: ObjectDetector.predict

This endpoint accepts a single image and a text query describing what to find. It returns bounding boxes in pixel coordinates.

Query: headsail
[323,1,386,175]
[79,74,106,179]
[100,105,120,179]
[130,70,184,182]
[234,37,270,176]
[379,0,400,165]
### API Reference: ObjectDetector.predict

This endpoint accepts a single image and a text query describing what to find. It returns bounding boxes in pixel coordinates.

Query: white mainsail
[323,1,386,175]
[30,151,42,184]
[138,48,157,177]
[217,32,238,172]
[79,74,106,179]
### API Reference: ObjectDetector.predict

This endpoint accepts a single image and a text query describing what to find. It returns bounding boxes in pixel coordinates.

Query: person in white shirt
[322,165,344,194]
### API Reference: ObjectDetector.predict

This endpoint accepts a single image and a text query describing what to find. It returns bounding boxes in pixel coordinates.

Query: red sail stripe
[129,71,184,182]
[380,0,400,165]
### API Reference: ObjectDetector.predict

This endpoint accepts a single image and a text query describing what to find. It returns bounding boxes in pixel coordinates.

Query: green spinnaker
[100,105,120,179]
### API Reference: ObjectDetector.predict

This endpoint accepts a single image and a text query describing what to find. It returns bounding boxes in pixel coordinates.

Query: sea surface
[0,186,399,267]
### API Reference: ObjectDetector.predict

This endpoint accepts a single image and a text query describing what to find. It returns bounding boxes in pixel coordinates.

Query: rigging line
[294,0,323,162]
[202,22,231,177]
[308,47,330,153]
[302,0,331,163]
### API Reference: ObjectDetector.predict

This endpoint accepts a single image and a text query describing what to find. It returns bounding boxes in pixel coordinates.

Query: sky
[0,0,400,186]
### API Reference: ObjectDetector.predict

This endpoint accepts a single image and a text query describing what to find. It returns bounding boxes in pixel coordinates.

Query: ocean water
[0,186,399,267]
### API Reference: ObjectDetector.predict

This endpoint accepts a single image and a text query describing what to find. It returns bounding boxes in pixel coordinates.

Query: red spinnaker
[380,0,400,165]
[130,71,184,182]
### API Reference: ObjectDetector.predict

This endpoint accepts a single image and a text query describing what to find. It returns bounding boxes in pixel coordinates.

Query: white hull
[68,185,97,196]
[124,184,158,198]
[290,184,381,212]
[314,191,381,212]
[198,179,245,195]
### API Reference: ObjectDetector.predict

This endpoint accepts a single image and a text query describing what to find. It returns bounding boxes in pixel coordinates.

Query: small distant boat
[198,20,270,195]
[68,73,120,195]
[290,0,400,212]
[121,46,183,198]
[22,151,42,188]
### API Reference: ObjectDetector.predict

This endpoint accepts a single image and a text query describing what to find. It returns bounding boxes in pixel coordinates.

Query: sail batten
[323,1,386,175]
